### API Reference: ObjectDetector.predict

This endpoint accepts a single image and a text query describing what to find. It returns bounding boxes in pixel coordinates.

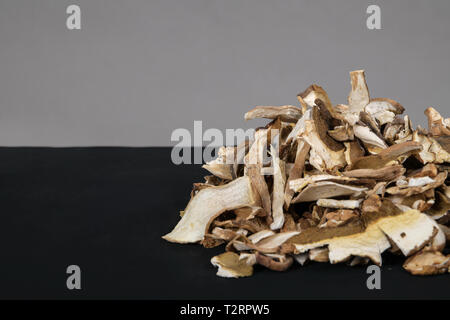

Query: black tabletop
[0,147,448,300]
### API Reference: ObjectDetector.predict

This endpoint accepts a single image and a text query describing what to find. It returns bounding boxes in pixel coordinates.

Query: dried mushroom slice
[297,84,334,116]
[202,146,234,180]
[245,105,303,123]
[292,181,367,203]
[365,98,405,125]
[270,143,286,230]
[255,252,294,271]
[211,252,253,278]
[284,139,310,208]
[403,251,450,276]
[163,176,256,243]
[348,70,370,114]
[424,107,450,137]
[343,165,405,181]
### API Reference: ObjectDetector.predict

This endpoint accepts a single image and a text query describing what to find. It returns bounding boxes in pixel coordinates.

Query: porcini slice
[292,182,367,203]
[365,98,405,125]
[403,251,450,276]
[270,143,286,230]
[317,199,362,209]
[245,105,303,123]
[211,252,254,278]
[342,165,405,181]
[163,176,256,243]
[348,70,370,113]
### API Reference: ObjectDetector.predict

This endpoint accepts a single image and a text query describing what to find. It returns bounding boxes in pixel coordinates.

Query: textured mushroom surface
[163,70,450,277]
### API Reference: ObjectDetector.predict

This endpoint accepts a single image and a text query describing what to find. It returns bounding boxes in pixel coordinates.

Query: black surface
[0,147,448,300]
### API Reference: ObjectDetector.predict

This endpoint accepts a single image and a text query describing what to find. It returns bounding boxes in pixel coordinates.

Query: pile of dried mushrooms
[163,70,450,278]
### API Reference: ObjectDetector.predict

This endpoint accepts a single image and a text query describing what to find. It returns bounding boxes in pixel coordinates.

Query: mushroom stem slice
[348,70,370,113]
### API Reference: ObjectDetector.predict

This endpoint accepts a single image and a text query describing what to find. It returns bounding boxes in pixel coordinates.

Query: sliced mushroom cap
[163,176,256,243]
[292,181,367,203]
[211,252,254,278]
[403,251,450,276]
[245,105,303,123]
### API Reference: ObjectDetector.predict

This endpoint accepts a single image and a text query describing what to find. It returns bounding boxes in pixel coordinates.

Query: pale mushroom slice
[162,176,256,243]
[211,252,253,278]
[239,253,257,266]
[348,70,370,114]
[292,181,367,203]
[247,229,275,243]
[377,210,439,256]
[365,98,405,125]
[317,199,362,209]
[424,107,450,136]
[245,105,303,123]
[289,174,356,193]
[309,247,330,262]
[403,251,450,276]
[202,146,234,180]
[270,142,286,230]
[353,124,388,149]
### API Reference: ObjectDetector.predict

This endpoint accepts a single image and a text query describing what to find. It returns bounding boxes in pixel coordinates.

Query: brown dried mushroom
[164,70,450,277]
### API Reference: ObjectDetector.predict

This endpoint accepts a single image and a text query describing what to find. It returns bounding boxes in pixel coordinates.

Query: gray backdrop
[0,0,449,146]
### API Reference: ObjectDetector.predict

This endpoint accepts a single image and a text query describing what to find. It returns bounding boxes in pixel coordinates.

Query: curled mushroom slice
[211,252,254,278]
[292,182,367,203]
[163,176,256,243]
[403,251,450,276]
[348,70,370,114]
[245,105,303,123]
[255,252,294,271]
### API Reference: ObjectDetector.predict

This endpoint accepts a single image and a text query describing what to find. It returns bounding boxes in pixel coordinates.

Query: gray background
[0,0,449,146]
